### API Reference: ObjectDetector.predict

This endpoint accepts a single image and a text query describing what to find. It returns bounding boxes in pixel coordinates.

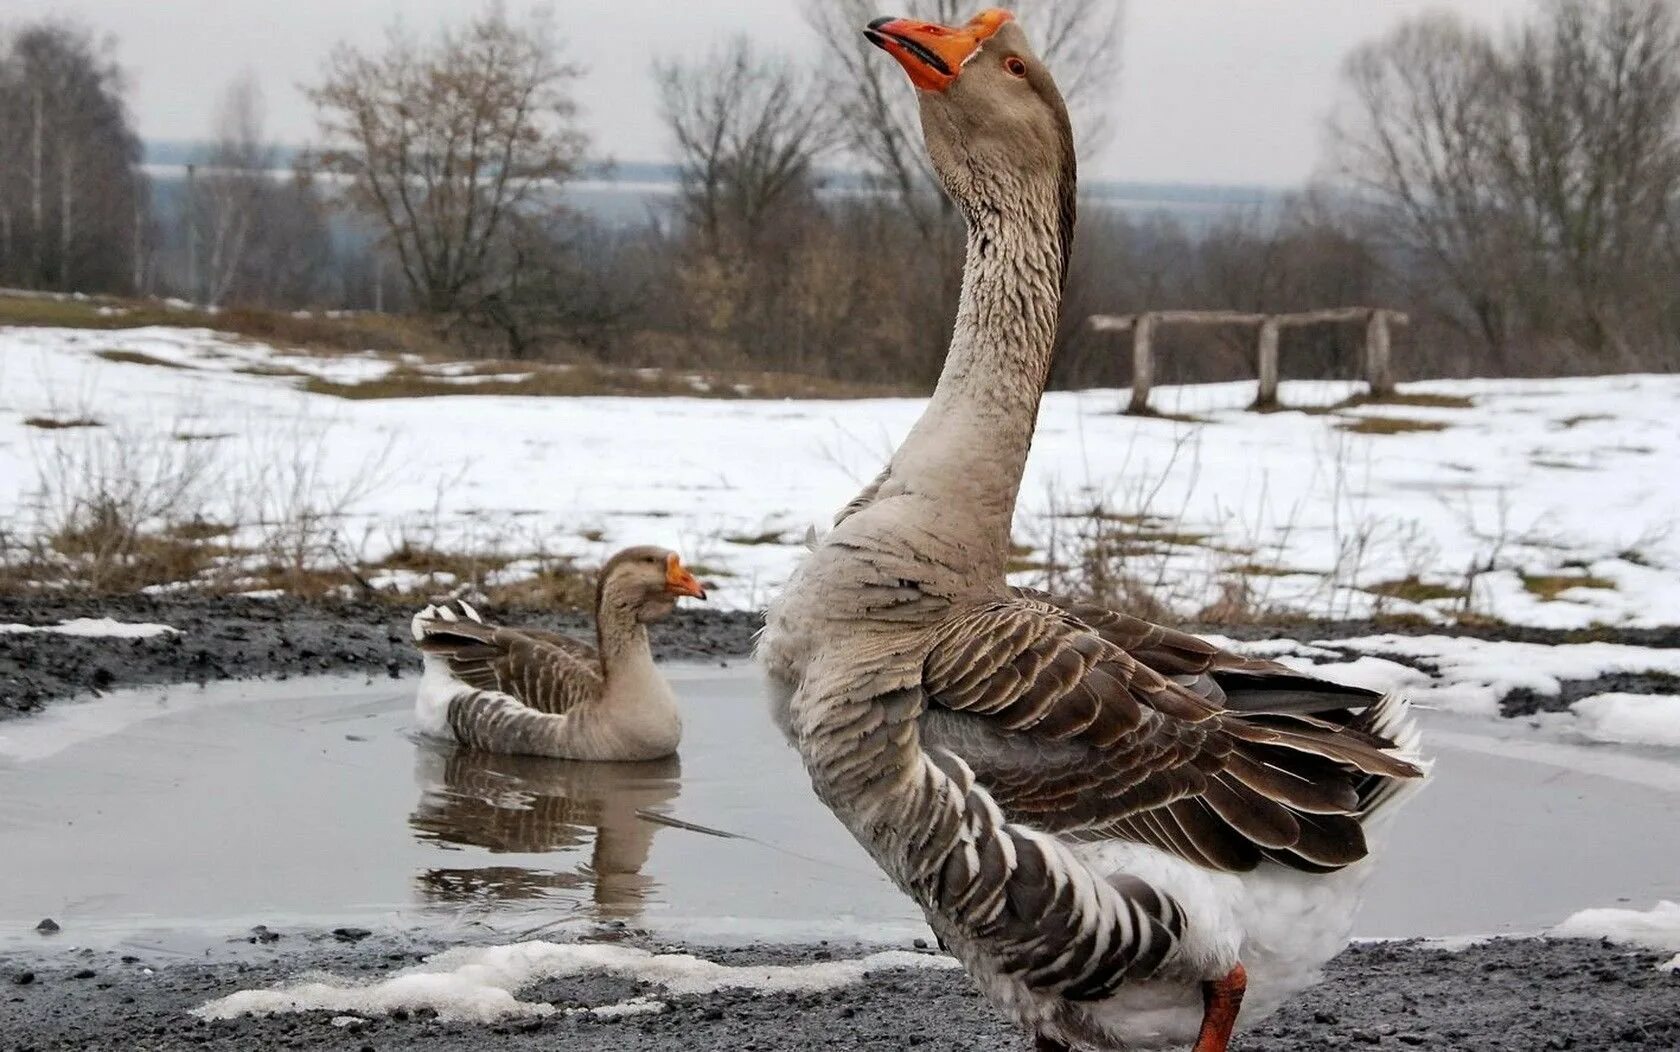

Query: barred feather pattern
[791,663,1186,1007]
[446,688,579,757]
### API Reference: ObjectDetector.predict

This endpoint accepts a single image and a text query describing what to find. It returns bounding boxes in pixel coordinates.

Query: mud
[0,595,761,720]
[8,595,1680,724]
[0,933,1674,1051]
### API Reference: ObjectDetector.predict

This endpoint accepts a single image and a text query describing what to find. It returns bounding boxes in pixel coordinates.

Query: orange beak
[664,553,707,600]
[863,9,1014,92]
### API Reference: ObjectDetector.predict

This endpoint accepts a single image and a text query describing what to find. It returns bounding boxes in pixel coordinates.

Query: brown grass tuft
[1333,416,1451,436]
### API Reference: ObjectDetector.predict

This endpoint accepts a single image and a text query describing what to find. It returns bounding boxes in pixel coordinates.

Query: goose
[411,546,706,761]
[757,10,1429,1051]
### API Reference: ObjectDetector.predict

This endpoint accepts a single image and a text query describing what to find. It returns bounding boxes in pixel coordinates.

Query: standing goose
[412,546,706,761]
[758,11,1428,1052]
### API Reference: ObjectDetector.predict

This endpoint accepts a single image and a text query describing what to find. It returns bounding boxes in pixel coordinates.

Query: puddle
[1,665,1676,950]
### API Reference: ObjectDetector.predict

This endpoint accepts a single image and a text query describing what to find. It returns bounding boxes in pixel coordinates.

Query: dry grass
[94,349,188,369]
[1333,416,1451,436]
[0,290,450,355]
[302,361,904,402]
[1522,573,1616,601]
[1333,391,1476,410]
[723,528,790,546]
[1557,414,1614,429]
[22,416,101,430]
[1225,562,1302,578]
[1368,576,1469,603]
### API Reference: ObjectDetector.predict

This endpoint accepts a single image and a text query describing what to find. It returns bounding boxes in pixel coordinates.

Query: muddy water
[1,664,1677,950]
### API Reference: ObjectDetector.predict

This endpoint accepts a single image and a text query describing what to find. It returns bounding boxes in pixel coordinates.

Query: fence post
[1365,310,1395,397]
[1126,313,1156,415]
[1253,317,1280,410]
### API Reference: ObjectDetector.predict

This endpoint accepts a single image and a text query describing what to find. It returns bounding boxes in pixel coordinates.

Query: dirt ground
[4,597,1679,1050]
[0,595,761,720]
[1,931,1675,1051]
[6,594,1676,722]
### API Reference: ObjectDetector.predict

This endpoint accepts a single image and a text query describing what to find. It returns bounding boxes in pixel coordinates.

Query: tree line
[1,0,1677,385]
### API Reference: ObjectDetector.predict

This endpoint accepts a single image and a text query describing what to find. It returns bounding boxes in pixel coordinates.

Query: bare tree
[196,74,274,306]
[1496,0,1680,359]
[651,39,919,377]
[805,0,1125,232]
[654,37,840,255]
[305,3,588,321]
[1329,13,1517,360]
[0,21,143,293]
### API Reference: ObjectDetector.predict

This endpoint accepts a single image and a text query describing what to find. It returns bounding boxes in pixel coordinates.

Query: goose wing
[1009,586,1378,714]
[922,593,1423,874]
[412,603,602,716]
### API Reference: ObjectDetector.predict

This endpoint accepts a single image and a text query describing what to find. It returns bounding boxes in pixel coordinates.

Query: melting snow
[4,325,1680,625]
[0,618,178,639]
[1569,694,1680,748]
[1261,634,1680,718]
[1553,901,1680,970]
[193,941,958,1024]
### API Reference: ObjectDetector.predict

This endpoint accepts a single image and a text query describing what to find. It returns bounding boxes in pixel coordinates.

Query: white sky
[14,0,1535,185]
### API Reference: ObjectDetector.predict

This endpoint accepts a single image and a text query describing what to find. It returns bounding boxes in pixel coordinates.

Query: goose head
[597,545,707,625]
[865,9,1075,258]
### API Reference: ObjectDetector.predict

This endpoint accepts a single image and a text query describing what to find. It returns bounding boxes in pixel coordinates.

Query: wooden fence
[1087,308,1409,414]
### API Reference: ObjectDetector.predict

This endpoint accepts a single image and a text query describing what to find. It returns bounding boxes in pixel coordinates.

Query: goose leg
[1191,963,1248,1052]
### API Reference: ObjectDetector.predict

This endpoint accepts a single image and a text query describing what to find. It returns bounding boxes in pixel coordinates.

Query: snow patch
[193,942,957,1024]
[6,325,1680,623]
[0,618,178,639]
[1299,635,1680,717]
[1569,694,1680,748]
[1552,901,1680,960]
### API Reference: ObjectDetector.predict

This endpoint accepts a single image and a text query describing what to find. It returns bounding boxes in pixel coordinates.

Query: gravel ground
[1,932,1675,1051]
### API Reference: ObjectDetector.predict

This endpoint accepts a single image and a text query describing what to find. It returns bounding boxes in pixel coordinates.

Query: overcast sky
[14,0,1535,186]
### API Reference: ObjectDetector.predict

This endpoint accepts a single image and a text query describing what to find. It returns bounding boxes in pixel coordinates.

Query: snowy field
[2,324,1679,629]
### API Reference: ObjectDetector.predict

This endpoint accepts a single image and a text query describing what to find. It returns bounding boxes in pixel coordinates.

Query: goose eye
[1004,56,1028,78]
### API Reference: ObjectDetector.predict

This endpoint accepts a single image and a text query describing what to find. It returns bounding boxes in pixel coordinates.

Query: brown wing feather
[415,613,601,716]
[923,594,1423,875]
[1010,586,1383,714]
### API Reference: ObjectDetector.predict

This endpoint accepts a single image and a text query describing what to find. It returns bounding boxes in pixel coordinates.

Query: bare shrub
[11,420,225,592]
[230,417,397,595]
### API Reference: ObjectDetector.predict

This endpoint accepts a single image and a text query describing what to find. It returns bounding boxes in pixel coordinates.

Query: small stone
[332,927,373,943]
[71,968,96,980]
[912,938,929,950]
[13,972,35,986]
[35,918,60,935]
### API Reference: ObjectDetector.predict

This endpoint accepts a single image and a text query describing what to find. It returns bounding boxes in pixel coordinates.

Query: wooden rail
[1088,308,1410,414]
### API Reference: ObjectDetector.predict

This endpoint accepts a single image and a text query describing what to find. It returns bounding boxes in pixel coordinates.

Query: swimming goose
[411,546,706,761]
[757,11,1428,1051]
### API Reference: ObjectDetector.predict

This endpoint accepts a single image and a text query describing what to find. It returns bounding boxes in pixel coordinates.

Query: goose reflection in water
[408,742,682,918]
